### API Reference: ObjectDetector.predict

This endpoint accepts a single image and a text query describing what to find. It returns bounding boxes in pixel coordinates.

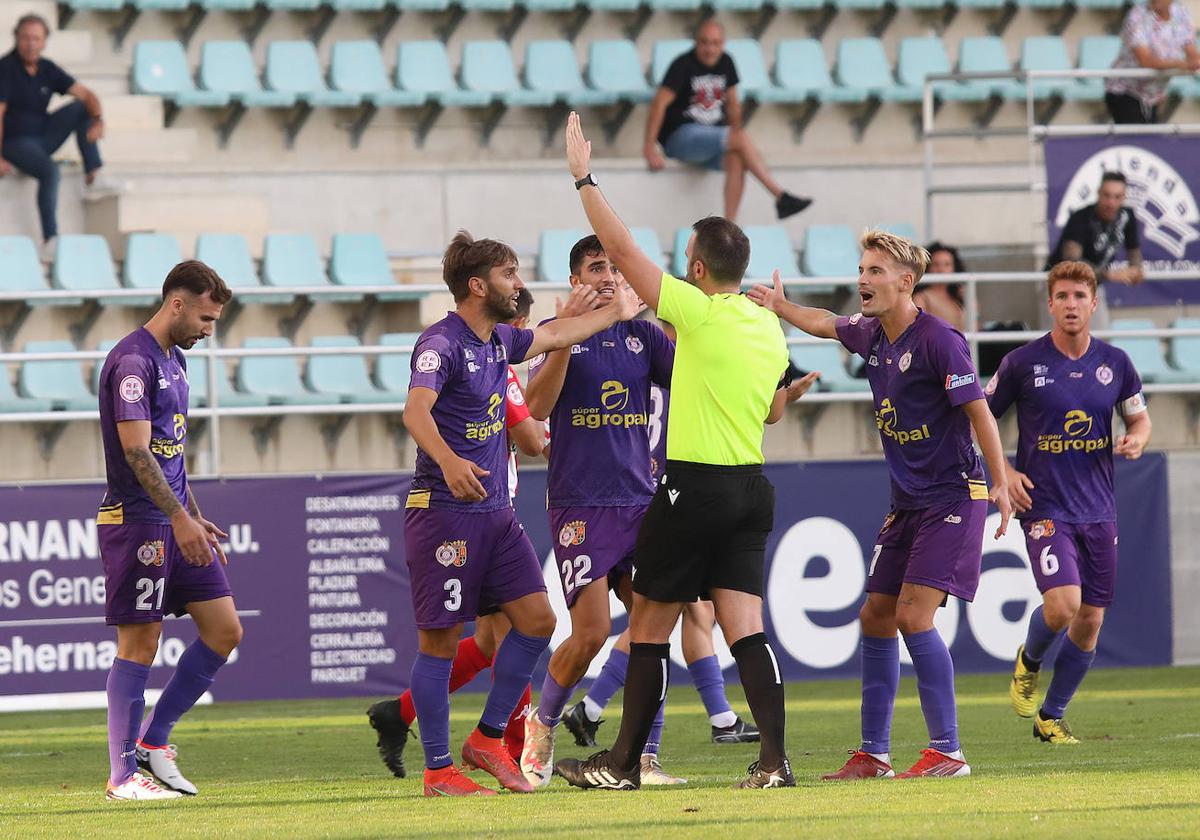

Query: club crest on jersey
[985,373,999,395]
[119,375,145,404]
[435,540,467,567]
[1027,520,1056,540]
[559,520,586,547]
[1096,364,1114,385]
[625,336,644,354]
[136,540,165,567]
[898,351,912,373]
[849,313,863,325]
[415,350,441,373]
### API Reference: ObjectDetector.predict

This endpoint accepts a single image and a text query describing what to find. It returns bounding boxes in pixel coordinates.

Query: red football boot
[820,750,895,780]
[895,748,971,779]
[462,728,535,793]
[423,765,498,797]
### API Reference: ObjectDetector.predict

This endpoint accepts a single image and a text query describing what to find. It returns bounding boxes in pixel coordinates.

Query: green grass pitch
[2,666,1198,839]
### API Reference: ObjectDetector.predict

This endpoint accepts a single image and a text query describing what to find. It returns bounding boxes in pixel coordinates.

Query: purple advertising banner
[0,457,1171,710]
[1044,134,1200,307]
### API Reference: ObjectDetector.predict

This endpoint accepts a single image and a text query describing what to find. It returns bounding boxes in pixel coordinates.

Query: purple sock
[536,672,575,727]
[903,628,960,754]
[642,702,665,756]
[686,655,732,718]
[1023,605,1065,664]
[140,639,226,747]
[106,658,150,786]
[410,652,454,770]
[480,630,550,734]
[585,648,628,711]
[1042,636,1096,719]
[860,635,899,755]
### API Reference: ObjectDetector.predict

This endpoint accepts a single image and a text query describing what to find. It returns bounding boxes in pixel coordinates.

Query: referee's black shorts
[632,460,774,603]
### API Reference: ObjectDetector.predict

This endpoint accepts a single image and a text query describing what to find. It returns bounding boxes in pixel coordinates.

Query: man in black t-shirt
[0,14,109,252]
[644,20,811,223]
[1047,171,1143,285]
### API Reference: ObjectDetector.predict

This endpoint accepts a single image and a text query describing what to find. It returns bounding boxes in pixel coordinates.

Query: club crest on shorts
[880,512,896,533]
[1027,519,1056,540]
[136,540,166,567]
[625,336,643,354]
[559,520,586,547]
[1096,364,1113,386]
[435,540,467,567]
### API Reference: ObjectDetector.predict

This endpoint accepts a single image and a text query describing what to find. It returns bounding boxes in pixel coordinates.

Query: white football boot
[137,743,198,795]
[105,772,183,801]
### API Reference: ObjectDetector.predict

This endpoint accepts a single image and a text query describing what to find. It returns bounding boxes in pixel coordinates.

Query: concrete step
[44,29,94,66]
[54,126,197,167]
[99,95,165,132]
[85,191,271,260]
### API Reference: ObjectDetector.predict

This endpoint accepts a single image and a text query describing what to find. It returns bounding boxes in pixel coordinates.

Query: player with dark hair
[99,261,241,801]
[402,230,639,796]
[988,261,1151,744]
[749,230,1012,780]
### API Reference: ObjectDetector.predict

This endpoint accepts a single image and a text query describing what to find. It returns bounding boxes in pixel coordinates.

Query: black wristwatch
[574,173,597,190]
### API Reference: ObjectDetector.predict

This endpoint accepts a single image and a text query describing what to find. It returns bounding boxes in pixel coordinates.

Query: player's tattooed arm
[125,445,186,519]
[747,270,839,339]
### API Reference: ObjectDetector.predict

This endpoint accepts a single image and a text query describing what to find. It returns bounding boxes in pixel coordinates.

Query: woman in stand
[1105,0,1200,124]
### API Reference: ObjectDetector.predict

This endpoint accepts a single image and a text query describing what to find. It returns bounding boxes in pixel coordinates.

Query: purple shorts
[868,499,986,603]
[549,505,646,609]
[99,522,232,626]
[1022,518,1119,607]
[404,506,545,629]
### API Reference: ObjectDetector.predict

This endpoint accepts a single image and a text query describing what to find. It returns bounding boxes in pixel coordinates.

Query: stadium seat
[199,41,296,108]
[396,41,492,107]
[123,233,182,305]
[460,41,556,107]
[834,38,905,101]
[265,42,361,108]
[774,39,850,102]
[649,0,704,11]
[671,227,691,278]
[196,233,294,305]
[710,0,764,9]
[1,361,53,413]
[91,340,119,395]
[186,342,271,408]
[586,41,654,103]
[632,228,667,268]
[744,226,798,283]
[305,336,393,403]
[53,236,126,306]
[1167,40,1200,99]
[237,337,341,405]
[461,0,515,9]
[1108,319,1193,384]
[957,37,1022,100]
[726,39,807,104]
[538,228,588,282]
[376,332,420,395]
[588,0,642,10]
[198,0,260,8]
[525,41,618,106]
[262,234,358,301]
[266,0,323,9]
[875,222,919,240]
[786,330,870,392]
[330,41,426,107]
[1168,318,1200,381]
[330,233,418,301]
[0,236,52,302]
[1076,36,1122,101]
[1018,37,1084,100]
[19,340,95,411]
[132,42,231,110]
[652,40,693,86]
[895,37,962,101]
[802,225,859,277]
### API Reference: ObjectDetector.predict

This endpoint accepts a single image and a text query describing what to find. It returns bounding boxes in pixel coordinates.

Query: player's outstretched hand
[556,283,598,320]
[1005,464,1034,514]
[786,371,820,403]
[746,270,786,314]
[171,510,215,567]
[565,112,592,181]
[441,455,489,502]
[611,279,641,321]
[990,484,1012,539]
[1115,434,1144,460]
[198,516,230,565]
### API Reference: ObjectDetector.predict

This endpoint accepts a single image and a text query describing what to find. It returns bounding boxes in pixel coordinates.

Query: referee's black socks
[608,642,670,771]
[732,632,788,771]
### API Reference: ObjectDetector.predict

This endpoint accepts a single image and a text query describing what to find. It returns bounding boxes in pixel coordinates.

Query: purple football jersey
[836,310,987,509]
[986,334,1144,523]
[98,328,191,524]
[530,320,673,507]
[407,312,535,512]
[649,385,669,483]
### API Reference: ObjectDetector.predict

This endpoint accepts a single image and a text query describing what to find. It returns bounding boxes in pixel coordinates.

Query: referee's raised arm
[566,112,665,312]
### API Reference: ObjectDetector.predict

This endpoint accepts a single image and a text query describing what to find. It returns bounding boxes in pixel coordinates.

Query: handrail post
[207,326,222,478]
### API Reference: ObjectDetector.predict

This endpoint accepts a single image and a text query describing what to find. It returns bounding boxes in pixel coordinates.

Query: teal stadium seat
[399,0,453,11]
[1075,0,1125,7]
[330,0,387,8]
[895,37,968,101]
[376,332,420,395]
[263,234,359,301]
[957,37,1022,100]
[132,41,231,108]
[744,226,798,283]
[65,0,124,9]
[0,360,53,413]
[1168,318,1200,381]
[525,0,578,9]
[305,336,393,404]
[710,0,764,11]
[265,0,323,9]
[538,228,588,282]
[652,40,693,85]
[649,0,704,11]
[1018,36,1084,100]
[123,233,182,306]
[802,225,859,277]
[774,39,851,102]
[200,41,296,107]
[460,41,556,107]
[19,340,95,411]
[0,236,53,302]
[1077,36,1122,101]
[787,328,870,392]
[1167,40,1200,100]
[875,222,919,240]
[330,41,426,107]
[265,42,361,107]
[197,0,260,8]
[525,41,618,106]
[53,235,126,306]
[134,0,191,9]
[586,41,653,103]
[725,39,807,103]
[92,340,118,395]
[186,341,271,408]
[237,337,341,405]
[834,38,904,101]
[588,0,641,9]
[461,0,515,9]
[774,0,833,7]
[196,233,293,305]
[671,227,690,278]
[1108,319,1192,384]
[396,41,492,107]
[330,233,418,301]
[631,228,667,268]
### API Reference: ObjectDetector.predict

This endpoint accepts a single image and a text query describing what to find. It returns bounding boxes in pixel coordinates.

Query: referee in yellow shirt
[554,113,798,791]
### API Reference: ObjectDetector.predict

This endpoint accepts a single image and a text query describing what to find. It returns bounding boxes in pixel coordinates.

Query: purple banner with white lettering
[0,457,1171,710]
[1045,134,1200,307]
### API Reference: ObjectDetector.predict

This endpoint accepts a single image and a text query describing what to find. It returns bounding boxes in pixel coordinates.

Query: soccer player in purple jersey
[749,230,1013,780]
[987,261,1151,744]
[402,231,639,797]
[98,261,241,801]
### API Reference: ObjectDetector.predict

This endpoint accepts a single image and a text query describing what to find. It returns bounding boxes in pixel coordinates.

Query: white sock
[582,697,604,722]
[867,752,891,765]
[710,711,738,729]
